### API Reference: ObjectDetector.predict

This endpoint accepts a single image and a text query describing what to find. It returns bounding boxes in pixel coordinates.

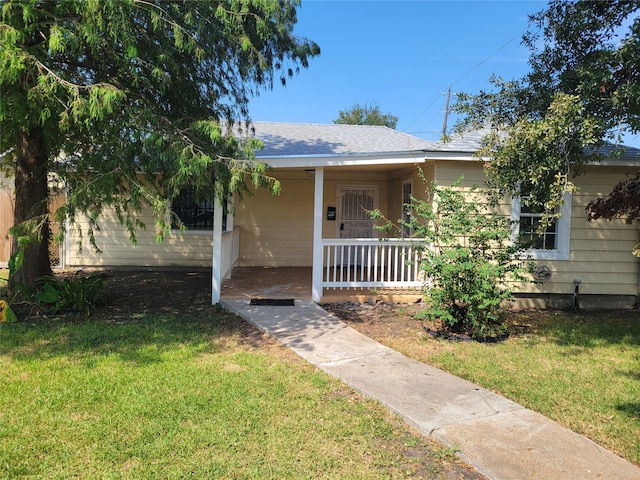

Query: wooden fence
[0,188,14,267]
[0,189,65,268]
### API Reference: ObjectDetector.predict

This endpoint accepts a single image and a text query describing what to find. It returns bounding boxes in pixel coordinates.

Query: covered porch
[211,163,430,304]
[209,122,437,304]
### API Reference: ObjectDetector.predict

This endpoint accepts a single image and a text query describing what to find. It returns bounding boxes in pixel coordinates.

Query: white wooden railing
[221,226,240,280]
[322,238,427,290]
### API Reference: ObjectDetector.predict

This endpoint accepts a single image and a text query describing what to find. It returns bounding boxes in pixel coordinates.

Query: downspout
[637,232,640,307]
[63,185,70,269]
[573,279,581,311]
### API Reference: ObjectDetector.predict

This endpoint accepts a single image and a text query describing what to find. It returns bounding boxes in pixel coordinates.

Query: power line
[450,32,522,86]
[405,31,524,134]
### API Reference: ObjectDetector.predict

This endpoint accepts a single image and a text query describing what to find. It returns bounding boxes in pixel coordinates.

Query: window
[511,192,572,260]
[401,180,413,237]
[171,187,224,231]
[518,203,558,250]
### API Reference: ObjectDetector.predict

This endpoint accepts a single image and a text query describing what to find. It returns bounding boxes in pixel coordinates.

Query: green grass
[0,309,462,479]
[421,310,640,465]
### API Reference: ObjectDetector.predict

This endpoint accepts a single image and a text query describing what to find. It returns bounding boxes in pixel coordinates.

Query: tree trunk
[10,129,52,296]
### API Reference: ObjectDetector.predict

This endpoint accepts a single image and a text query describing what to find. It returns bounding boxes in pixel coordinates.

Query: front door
[337,186,378,239]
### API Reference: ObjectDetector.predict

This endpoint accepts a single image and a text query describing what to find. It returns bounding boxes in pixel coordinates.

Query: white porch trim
[322,238,425,290]
[312,167,324,302]
[211,195,224,304]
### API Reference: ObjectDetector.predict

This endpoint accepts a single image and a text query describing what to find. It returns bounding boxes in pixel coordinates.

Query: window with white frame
[401,180,413,237]
[511,192,572,260]
[171,187,225,231]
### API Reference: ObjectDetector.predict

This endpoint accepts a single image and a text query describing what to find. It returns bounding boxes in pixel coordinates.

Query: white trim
[511,192,572,261]
[312,167,324,303]
[424,151,640,165]
[211,196,223,304]
[401,178,413,238]
[170,229,212,235]
[257,152,427,169]
[64,187,71,268]
[425,152,487,161]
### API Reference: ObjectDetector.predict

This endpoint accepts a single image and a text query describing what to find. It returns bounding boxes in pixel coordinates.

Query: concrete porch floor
[221,267,422,304]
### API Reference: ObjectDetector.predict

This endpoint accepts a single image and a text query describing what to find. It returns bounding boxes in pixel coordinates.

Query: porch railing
[322,238,427,290]
[221,226,240,281]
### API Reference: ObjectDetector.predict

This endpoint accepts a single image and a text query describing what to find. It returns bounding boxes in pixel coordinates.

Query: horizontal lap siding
[554,166,638,296]
[236,170,314,267]
[68,208,213,268]
[435,161,639,296]
[235,169,390,267]
[435,161,489,186]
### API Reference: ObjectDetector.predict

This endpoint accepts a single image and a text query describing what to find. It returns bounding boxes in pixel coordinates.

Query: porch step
[320,288,422,305]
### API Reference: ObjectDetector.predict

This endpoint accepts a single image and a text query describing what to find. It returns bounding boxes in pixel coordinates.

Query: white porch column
[211,195,224,304]
[312,167,324,303]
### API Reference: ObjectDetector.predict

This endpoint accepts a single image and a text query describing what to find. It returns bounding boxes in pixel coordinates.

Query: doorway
[337,185,378,239]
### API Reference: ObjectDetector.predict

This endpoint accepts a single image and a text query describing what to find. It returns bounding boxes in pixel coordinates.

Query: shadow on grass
[616,402,640,419]
[521,310,640,348]
[0,306,267,366]
[620,369,640,381]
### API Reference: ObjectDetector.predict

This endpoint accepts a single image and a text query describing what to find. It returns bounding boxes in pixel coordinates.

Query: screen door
[337,186,378,239]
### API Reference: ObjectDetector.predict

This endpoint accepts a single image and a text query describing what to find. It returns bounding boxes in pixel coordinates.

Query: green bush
[377,176,533,340]
[36,272,107,316]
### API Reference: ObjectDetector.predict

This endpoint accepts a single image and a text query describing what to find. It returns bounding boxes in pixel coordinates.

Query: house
[55,123,640,307]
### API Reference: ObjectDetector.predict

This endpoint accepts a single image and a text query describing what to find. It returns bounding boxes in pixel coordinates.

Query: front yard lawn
[0,270,481,479]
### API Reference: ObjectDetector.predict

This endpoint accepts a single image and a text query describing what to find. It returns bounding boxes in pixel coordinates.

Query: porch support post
[312,167,324,303]
[211,195,224,304]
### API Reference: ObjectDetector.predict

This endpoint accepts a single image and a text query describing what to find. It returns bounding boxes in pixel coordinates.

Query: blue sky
[248,0,640,147]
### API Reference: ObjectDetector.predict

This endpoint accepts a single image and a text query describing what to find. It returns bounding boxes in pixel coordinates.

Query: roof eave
[425,151,485,161]
[255,150,428,168]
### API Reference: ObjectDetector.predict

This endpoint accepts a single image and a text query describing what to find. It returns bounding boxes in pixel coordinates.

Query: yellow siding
[68,208,214,268]
[235,168,394,267]
[435,160,488,186]
[551,165,639,296]
[234,169,313,267]
[64,161,640,300]
[67,167,411,269]
[433,161,640,297]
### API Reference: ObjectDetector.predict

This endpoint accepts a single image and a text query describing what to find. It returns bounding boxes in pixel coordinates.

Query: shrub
[36,272,107,316]
[376,176,533,340]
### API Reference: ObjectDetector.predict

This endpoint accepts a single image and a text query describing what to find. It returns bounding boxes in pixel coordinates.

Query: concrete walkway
[221,298,640,480]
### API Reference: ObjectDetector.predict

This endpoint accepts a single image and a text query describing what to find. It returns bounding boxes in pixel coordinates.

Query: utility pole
[442,85,451,138]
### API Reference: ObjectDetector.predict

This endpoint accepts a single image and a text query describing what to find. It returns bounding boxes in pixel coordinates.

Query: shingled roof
[246,122,438,157]
[436,127,640,160]
[242,121,640,160]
